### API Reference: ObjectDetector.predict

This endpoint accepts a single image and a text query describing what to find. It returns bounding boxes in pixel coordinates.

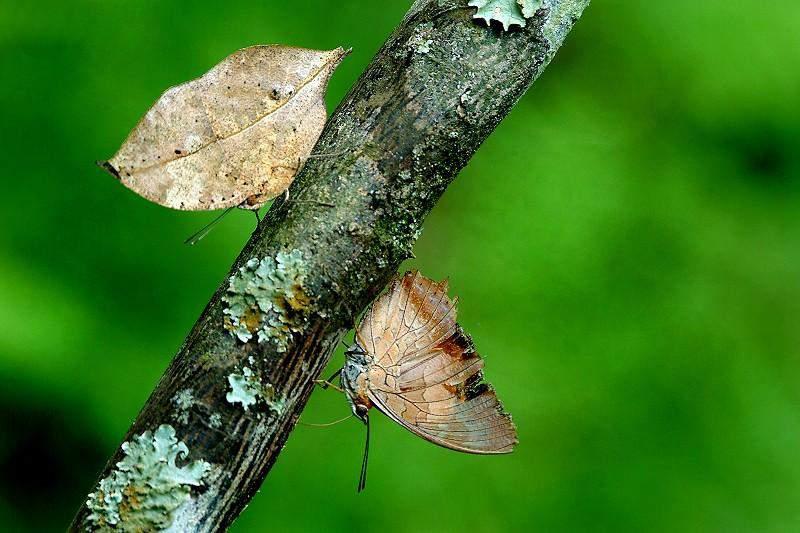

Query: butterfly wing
[358,271,518,454]
[103,46,346,211]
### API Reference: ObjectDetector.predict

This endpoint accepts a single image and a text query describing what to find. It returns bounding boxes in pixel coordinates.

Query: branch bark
[71,1,589,530]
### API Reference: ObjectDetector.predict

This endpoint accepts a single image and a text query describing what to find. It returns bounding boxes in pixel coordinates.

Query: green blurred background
[1,0,799,531]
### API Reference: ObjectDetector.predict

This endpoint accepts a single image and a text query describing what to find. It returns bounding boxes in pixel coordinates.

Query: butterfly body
[341,344,373,423]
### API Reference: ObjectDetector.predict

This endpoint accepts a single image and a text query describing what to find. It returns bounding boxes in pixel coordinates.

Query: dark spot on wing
[438,326,476,361]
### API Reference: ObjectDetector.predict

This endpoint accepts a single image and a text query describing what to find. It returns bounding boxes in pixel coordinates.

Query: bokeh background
[1,0,799,531]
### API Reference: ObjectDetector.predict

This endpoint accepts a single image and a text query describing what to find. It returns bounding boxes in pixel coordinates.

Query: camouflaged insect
[101,46,347,211]
[338,272,518,491]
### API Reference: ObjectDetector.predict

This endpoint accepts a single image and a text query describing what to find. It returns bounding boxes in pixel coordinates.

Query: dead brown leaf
[100,45,347,211]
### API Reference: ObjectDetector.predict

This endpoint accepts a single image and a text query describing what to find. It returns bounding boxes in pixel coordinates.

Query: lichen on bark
[173,389,195,425]
[226,367,261,411]
[222,249,312,352]
[226,367,288,414]
[85,425,211,531]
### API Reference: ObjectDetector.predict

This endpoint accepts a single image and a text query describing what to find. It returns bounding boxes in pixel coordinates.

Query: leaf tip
[96,160,120,180]
[328,46,351,68]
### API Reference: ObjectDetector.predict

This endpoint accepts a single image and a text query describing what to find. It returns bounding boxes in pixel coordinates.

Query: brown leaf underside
[103,45,347,211]
[357,271,518,454]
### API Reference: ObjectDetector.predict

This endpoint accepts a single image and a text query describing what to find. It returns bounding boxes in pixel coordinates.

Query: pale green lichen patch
[173,389,194,425]
[226,368,287,415]
[415,39,433,54]
[408,22,435,54]
[470,0,589,49]
[469,0,542,30]
[222,249,312,352]
[519,0,543,18]
[162,465,223,533]
[226,367,260,411]
[86,425,211,531]
[209,413,222,429]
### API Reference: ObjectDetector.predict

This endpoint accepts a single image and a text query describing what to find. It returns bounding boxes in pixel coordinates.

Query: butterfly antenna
[298,414,353,427]
[184,206,236,245]
[358,415,370,493]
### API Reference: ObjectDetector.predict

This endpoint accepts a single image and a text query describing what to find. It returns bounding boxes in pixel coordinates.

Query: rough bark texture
[71,0,589,531]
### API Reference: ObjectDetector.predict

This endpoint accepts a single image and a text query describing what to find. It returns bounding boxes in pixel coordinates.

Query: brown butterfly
[326,271,518,491]
[100,45,347,212]
[98,45,347,244]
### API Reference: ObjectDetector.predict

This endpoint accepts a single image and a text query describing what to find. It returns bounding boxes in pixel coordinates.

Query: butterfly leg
[314,368,344,392]
[313,380,344,393]
[183,206,236,245]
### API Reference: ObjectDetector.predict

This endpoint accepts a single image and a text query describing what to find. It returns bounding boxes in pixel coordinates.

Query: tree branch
[70,0,590,530]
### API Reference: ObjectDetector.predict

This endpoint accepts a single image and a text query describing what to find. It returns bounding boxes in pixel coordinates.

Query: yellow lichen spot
[242,306,262,334]
[222,249,313,352]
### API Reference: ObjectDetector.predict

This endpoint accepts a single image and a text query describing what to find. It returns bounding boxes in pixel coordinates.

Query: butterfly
[324,271,518,491]
[99,45,347,242]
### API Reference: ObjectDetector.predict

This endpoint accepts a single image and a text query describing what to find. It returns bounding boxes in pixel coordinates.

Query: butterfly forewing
[357,271,518,454]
